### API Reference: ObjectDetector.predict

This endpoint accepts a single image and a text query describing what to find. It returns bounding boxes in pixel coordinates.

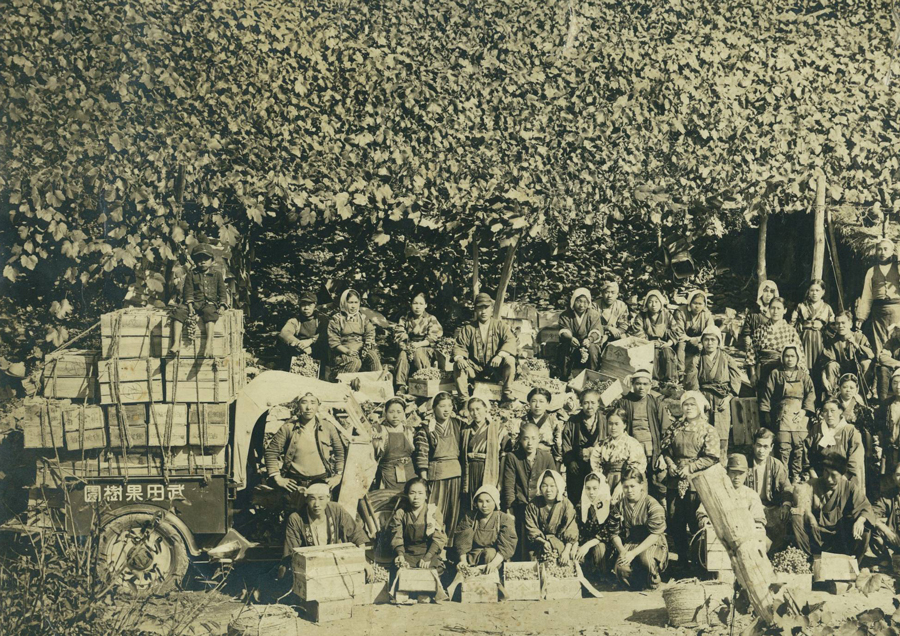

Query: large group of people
[268,237,900,601]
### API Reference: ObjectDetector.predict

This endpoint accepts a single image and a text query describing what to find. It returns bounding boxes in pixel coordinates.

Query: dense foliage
[1,0,897,364]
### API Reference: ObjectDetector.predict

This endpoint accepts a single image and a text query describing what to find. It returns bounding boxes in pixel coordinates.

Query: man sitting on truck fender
[265,393,345,508]
[279,481,369,578]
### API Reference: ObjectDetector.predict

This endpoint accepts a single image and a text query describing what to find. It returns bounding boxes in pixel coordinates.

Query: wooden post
[472,236,480,303]
[812,171,826,280]
[492,232,522,320]
[825,206,845,311]
[757,206,768,283]
[691,465,777,626]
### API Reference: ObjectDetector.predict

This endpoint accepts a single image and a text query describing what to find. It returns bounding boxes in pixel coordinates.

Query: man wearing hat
[278,292,327,373]
[453,293,518,403]
[857,238,900,355]
[698,454,766,540]
[171,243,228,357]
[619,369,670,500]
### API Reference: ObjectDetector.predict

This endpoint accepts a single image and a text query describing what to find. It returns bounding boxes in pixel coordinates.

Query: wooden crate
[336,370,395,403]
[408,376,454,398]
[731,398,760,446]
[354,581,390,606]
[63,405,106,450]
[542,569,582,600]
[106,404,188,448]
[460,571,500,603]
[567,369,626,406]
[294,572,366,602]
[161,309,244,359]
[308,598,353,623]
[43,349,100,399]
[704,526,732,571]
[169,446,227,471]
[396,568,438,594]
[292,544,368,578]
[98,358,164,404]
[537,309,562,330]
[19,402,65,449]
[100,309,168,358]
[537,326,560,345]
[472,382,503,402]
[813,553,860,584]
[65,428,107,451]
[188,403,229,446]
[602,337,654,375]
[165,355,243,403]
[502,562,541,601]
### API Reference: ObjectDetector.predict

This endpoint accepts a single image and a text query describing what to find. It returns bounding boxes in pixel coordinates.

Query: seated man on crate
[791,453,874,562]
[277,292,327,374]
[745,428,794,553]
[170,243,228,357]
[265,393,345,509]
[697,454,767,555]
[452,293,518,404]
[279,480,369,579]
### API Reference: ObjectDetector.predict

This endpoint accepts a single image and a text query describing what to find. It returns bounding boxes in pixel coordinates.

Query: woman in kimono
[791,279,835,373]
[740,280,779,353]
[630,290,684,384]
[390,478,448,573]
[610,466,668,590]
[453,484,517,574]
[393,293,444,394]
[589,409,647,497]
[759,344,816,483]
[518,387,563,464]
[676,290,714,383]
[327,288,381,379]
[461,397,508,512]
[524,469,579,563]
[747,296,804,392]
[558,287,604,377]
[661,391,720,568]
[804,398,866,492]
[414,392,464,540]
[574,472,620,572]
[373,397,416,492]
[684,324,742,462]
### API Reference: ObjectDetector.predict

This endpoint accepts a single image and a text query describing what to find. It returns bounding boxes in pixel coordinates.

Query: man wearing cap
[857,239,900,355]
[265,393,346,508]
[597,280,630,345]
[453,293,518,403]
[278,292,327,373]
[619,369,670,499]
[171,243,228,357]
[698,454,767,550]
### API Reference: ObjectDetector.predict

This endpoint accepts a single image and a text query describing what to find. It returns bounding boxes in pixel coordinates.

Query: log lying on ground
[691,464,777,626]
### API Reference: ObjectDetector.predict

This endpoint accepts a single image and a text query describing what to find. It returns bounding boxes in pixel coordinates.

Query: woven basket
[227,604,301,636]
[662,581,733,627]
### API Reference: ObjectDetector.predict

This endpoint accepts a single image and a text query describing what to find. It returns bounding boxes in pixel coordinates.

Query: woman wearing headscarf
[740,280,779,353]
[630,290,684,384]
[327,288,382,379]
[747,296,804,391]
[393,292,444,394]
[609,466,668,590]
[597,280,631,344]
[759,344,815,483]
[791,279,836,372]
[804,398,866,492]
[589,409,647,496]
[452,484,518,574]
[684,324,742,463]
[372,397,416,492]
[524,469,579,563]
[389,478,449,598]
[413,392,464,539]
[460,397,508,512]
[558,287,604,377]
[574,472,620,572]
[660,391,720,568]
[676,290,714,383]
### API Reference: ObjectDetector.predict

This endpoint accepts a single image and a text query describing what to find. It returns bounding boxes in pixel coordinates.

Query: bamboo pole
[812,171,827,280]
[825,206,846,311]
[472,236,480,304]
[493,233,522,320]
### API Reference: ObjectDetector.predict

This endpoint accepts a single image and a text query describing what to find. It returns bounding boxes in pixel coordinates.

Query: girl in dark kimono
[524,470,579,563]
[574,472,619,572]
[461,397,507,512]
[453,484,517,574]
[791,279,835,373]
[373,397,415,492]
[610,466,668,590]
[676,290,713,383]
[389,478,449,602]
[414,392,464,540]
[684,324,742,463]
[327,288,382,378]
[558,287,604,377]
[630,290,684,384]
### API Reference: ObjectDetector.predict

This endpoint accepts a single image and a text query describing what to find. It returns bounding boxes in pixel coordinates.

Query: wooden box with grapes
[541,562,581,600]
[408,369,454,398]
[568,370,625,407]
[502,561,541,601]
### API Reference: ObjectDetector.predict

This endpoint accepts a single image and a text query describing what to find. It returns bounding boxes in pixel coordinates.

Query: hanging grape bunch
[185,313,199,342]
[771,546,811,574]
[290,354,319,378]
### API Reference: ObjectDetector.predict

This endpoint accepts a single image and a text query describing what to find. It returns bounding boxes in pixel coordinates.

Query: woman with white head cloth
[740,279,780,353]
[630,290,684,384]
[675,290,714,382]
[558,287,604,377]
[660,391,720,569]
[326,288,382,379]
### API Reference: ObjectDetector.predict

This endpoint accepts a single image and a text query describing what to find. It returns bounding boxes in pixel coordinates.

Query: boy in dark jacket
[171,243,228,357]
[278,292,327,372]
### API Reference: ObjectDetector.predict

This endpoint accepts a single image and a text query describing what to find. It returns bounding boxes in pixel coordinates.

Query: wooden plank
[731,398,761,446]
[396,569,438,593]
[337,441,379,517]
[294,571,366,602]
[99,380,164,404]
[42,376,98,400]
[105,404,148,426]
[691,464,777,625]
[62,405,105,431]
[188,403,229,425]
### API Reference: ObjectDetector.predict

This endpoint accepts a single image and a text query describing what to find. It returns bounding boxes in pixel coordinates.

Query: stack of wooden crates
[21,307,245,480]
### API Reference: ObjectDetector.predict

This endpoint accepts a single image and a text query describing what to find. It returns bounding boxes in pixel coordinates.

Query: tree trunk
[756,207,768,283]
[493,233,522,320]
[826,207,845,311]
[812,171,826,280]
[472,237,480,303]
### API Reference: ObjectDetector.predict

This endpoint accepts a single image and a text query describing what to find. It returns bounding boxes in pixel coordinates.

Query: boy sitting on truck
[170,243,228,357]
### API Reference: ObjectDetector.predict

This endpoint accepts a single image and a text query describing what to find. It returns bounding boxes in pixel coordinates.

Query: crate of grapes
[502,561,541,601]
[541,561,581,600]
[434,338,456,372]
[602,336,654,376]
[408,368,454,398]
[568,370,625,407]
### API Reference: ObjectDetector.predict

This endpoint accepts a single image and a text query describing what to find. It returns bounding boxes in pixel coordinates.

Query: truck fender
[101,504,201,556]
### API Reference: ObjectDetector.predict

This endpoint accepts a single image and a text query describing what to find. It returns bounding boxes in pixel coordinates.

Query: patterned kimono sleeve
[628,438,647,474]
[426,314,444,346]
[413,426,431,475]
[601,503,622,542]
[645,497,667,534]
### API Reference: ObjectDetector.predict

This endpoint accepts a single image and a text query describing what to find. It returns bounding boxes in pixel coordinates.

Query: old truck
[3,308,380,593]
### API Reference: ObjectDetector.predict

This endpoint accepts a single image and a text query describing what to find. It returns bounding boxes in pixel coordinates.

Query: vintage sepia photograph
[1,0,899,633]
